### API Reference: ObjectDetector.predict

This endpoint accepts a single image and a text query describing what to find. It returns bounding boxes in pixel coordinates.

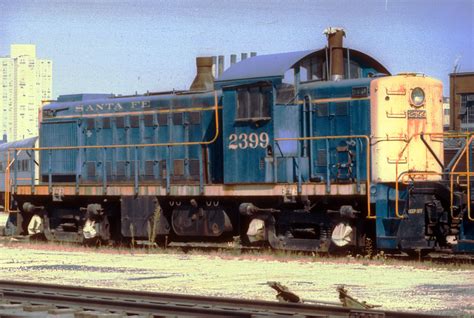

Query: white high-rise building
[0,44,52,142]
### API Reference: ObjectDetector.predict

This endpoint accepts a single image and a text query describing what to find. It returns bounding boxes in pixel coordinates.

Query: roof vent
[190,57,215,91]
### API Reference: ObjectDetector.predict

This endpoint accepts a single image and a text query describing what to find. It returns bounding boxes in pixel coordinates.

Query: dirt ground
[0,240,473,317]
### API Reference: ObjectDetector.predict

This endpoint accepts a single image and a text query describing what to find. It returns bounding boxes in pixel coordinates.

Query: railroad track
[2,235,474,266]
[0,281,451,318]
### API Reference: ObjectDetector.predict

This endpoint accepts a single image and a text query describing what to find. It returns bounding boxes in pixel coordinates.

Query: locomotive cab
[215,44,387,186]
[214,28,392,252]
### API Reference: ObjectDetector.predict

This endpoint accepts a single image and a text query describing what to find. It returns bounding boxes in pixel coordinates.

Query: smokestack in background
[190,57,215,91]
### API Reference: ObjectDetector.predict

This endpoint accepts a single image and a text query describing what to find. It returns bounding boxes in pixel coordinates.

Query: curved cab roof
[215,48,390,86]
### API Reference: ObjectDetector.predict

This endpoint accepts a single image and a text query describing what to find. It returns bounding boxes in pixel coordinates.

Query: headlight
[410,87,425,107]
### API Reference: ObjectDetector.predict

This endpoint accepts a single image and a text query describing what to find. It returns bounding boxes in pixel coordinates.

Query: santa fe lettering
[75,103,125,113]
[131,101,151,109]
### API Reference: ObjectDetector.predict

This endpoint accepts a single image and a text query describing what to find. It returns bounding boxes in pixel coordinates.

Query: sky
[0,0,473,97]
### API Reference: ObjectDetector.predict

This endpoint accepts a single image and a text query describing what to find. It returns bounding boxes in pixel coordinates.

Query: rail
[275,135,373,219]
[0,280,448,318]
[394,132,474,221]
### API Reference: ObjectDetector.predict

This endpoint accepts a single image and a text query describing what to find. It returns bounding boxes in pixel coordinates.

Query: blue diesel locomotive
[4,28,474,253]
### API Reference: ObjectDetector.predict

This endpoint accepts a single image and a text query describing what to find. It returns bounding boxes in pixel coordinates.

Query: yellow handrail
[396,170,474,221]
[395,132,463,218]
[449,135,474,221]
[275,135,373,219]
[396,171,443,217]
[9,92,220,154]
[453,172,474,187]
[394,132,474,221]
[394,133,417,218]
[465,135,471,219]
[4,150,12,212]
[4,149,25,212]
[4,151,8,213]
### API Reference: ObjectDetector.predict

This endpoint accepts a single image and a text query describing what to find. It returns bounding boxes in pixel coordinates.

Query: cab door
[223,83,273,184]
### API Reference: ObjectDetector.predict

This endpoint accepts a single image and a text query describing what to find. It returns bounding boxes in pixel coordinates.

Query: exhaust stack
[190,57,215,91]
[324,27,346,81]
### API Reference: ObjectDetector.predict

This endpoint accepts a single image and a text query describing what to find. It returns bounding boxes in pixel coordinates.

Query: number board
[228,132,269,150]
[407,109,426,119]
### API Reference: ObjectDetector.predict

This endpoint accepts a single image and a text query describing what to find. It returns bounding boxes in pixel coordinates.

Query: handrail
[465,135,471,219]
[3,149,20,213]
[7,92,220,196]
[449,135,474,221]
[9,93,220,153]
[396,170,474,221]
[394,132,474,221]
[275,135,373,219]
[4,151,10,212]
[395,171,443,217]
[449,137,470,218]
[399,171,445,185]
[385,133,414,220]
[395,132,460,218]
[453,172,474,187]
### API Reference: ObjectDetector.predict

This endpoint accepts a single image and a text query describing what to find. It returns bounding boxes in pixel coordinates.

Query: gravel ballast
[0,242,473,316]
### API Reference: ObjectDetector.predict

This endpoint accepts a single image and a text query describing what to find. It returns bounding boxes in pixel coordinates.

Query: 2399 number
[228,132,269,150]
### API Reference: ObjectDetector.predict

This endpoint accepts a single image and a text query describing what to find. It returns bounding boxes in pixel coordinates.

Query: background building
[0,44,52,142]
[449,72,474,131]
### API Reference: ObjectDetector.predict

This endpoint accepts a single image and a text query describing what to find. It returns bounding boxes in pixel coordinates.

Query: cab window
[236,83,271,121]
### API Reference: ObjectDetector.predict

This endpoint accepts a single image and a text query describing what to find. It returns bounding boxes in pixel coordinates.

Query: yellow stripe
[51,96,370,120]
[51,106,222,120]
[295,96,370,105]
